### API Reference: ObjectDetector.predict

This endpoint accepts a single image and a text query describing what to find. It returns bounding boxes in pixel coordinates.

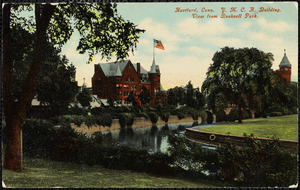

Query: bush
[67,107,89,115]
[118,113,135,128]
[148,112,159,124]
[176,112,186,120]
[23,119,56,158]
[168,135,297,187]
[136,112,148,119]
[55,115,86,126]
[199,110,207,122]
[206,111,213,124]
[269,112,282,117]
[160,112,170,123]
[216,136,297,186]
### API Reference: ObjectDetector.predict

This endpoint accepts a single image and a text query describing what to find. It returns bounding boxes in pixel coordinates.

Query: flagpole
[153,39,155,62]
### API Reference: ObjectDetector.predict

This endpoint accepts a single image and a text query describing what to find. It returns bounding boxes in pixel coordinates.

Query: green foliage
[269,112,282,117]
[56,115,86,126]
[9,22,78,116]
[176,112,186,120]
[168,135,297,187]
[202,47,275,122]
[160,112,170,123]
[136,112,149,119]
[147,112,159,124]
[139,86,151,106]
[217,135,297,186]
[118,113,135,128]
[77,88,92,108]
[54,114,112,127]
[167,82,205,110]
[199,110,207,121]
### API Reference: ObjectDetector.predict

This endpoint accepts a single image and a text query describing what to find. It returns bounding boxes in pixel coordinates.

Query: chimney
[137,62,141,76]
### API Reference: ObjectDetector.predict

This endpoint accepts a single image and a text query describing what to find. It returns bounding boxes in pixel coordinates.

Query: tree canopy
[3,3,144,171]
[201,47,274,123]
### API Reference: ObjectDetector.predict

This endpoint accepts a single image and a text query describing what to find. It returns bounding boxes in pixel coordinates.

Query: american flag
[154,39,165,50]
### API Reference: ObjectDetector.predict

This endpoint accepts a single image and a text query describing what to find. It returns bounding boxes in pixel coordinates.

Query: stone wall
[71,116,195,135]
[185,128,298,152]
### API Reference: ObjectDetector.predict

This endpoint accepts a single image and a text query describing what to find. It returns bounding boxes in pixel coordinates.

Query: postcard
[2,1,298,188]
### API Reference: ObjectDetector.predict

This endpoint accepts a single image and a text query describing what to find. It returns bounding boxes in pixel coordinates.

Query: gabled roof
[132,63,148,74]
[279,50,292,67]
[98,60,130,77]
[114,64,122,76]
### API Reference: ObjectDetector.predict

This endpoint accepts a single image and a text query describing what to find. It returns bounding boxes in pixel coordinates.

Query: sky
[61,2,298,90]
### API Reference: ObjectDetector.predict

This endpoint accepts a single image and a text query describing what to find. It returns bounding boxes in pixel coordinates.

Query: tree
[202,47,274,123]
[139,86,150,106]
[126,91,138,106]
[3,3,144,171]
[77,88,92,108]
[8,22,78,118]
[166,86,185,106]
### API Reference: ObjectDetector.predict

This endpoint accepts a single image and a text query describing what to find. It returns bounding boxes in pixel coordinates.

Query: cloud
[249,32,284,46]
[257,18,292,32]
[159,54,212,89]
[241,21,251,29]
[138,18,181,52]
[189,46,214,56]
[177,18,230,37]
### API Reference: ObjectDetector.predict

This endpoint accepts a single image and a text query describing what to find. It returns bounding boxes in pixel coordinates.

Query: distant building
[92,59,166,106]
[273,49,292,83]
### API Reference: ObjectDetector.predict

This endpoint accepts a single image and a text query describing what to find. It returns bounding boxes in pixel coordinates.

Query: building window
[285,68,288,71]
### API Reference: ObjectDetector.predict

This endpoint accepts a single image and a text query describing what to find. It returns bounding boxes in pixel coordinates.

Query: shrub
[216,136,297,186]
[176,112,186,120]
[160,112,170,123]
[102,113,113,127]
[137,112,148,119]
[118,113,129,128]
[269,112,282,117]
[67,107,89,115]
[199,110,207,122]
[91,107,106,115]
[206,111,213,124]
[118,113,135,128]
[23,119,56,158]
[55,115,86,126]
[290,107,298,114]
[146,152,173,175]
[190,110,198,121]
[148,112,159,124]
[101,146,149,171]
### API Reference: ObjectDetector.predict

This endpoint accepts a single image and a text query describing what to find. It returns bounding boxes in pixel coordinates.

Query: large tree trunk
[3,4,55,172]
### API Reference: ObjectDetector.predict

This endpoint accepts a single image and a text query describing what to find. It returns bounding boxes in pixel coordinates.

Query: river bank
[71,115,195,135]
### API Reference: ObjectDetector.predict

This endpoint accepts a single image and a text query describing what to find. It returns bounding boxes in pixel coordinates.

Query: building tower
[278,49,292,83]
[149,58,161,106]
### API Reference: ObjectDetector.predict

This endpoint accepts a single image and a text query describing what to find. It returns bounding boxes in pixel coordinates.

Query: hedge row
[20,119,297,187]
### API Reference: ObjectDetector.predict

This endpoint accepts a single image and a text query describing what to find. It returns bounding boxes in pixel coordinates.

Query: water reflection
[106,122,193,153]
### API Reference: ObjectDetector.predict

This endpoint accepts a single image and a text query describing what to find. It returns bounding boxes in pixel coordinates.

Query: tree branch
[17,4,56,119]
[2,4,14,117]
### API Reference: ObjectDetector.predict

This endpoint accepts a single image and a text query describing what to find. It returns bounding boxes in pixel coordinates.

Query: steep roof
[98,60,130,77]
[132,63,148,74]
[150,59,157,73]
[114,64,122,76]
[279,50,292,67]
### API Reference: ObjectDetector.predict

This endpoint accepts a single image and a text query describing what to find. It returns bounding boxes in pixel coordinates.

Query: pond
[104,122,217,153]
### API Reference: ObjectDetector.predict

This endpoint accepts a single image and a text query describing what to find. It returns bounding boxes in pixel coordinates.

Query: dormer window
[285,68,288,71]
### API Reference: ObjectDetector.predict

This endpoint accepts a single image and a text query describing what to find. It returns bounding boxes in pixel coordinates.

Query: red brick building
[273,50,292,83]
[92,59,166,106]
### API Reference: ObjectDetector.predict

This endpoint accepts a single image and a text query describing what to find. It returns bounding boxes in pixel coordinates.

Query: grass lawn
[200,114,298,141]
[2,158,220,188]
